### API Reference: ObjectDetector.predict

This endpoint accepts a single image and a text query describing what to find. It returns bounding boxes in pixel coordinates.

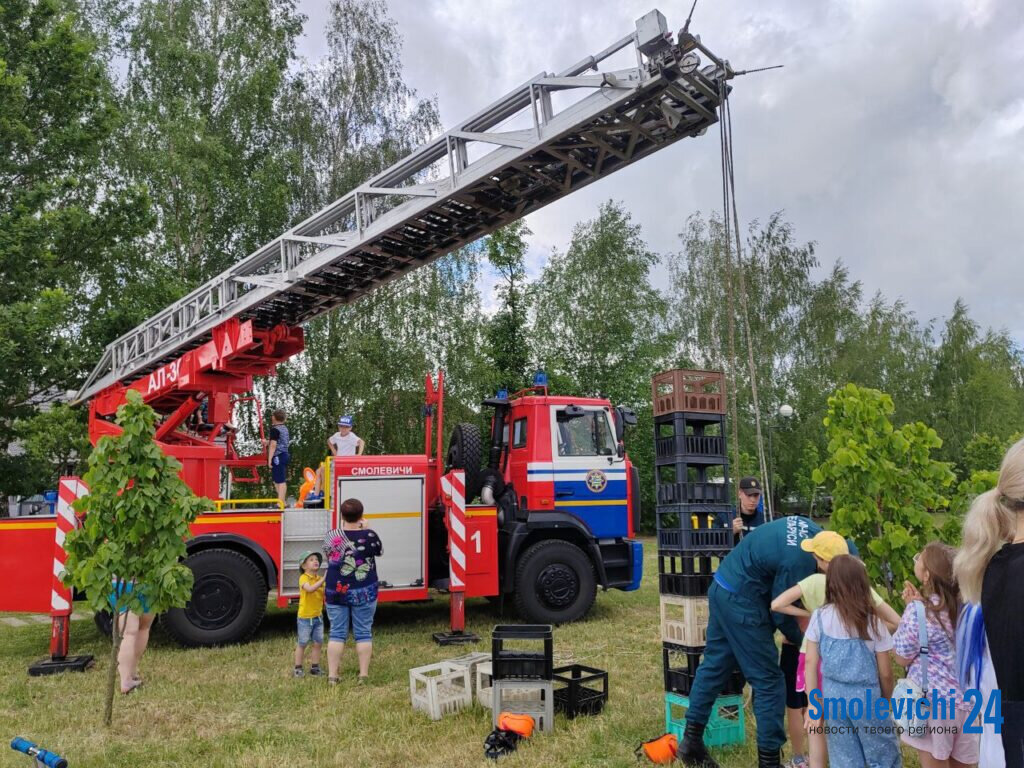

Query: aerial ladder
[2,9,734,659]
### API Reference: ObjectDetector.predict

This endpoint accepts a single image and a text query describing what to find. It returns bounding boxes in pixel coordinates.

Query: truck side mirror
[614,406,637,443]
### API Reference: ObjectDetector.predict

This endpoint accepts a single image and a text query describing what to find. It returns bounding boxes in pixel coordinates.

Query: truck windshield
[556,410,616,456]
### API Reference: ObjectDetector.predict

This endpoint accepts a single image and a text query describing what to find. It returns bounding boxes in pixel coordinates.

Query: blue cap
[338,415,353,427]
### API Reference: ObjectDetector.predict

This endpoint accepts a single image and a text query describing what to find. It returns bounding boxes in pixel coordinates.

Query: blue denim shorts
[325,600,377,643]
[271,452,289,483]
[296,616,323,646]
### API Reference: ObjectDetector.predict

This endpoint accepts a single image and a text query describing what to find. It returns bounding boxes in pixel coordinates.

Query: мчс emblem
[585,469,607,493]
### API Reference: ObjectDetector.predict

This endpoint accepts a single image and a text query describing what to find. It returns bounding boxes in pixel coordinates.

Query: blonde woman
[954,438,1024,768]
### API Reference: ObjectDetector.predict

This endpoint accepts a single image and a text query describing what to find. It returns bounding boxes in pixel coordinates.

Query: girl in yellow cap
[771,531,901,768]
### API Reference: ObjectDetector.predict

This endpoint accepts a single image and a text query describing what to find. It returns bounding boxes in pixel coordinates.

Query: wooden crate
[660,594,710,647]
[476,661,494,708]
[447,651,491,696]
[409,661,472,720]
[652,369,726,417]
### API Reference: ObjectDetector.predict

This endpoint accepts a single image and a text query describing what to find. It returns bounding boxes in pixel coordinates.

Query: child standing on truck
[294,551,326,677]
[265,408,290,506]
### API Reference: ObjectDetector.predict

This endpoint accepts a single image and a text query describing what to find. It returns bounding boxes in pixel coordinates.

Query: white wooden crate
[446,652,491,696]
[660,594,709,647]
[476,661,494,709]
[409,661,472,720]
[491,679,554,733]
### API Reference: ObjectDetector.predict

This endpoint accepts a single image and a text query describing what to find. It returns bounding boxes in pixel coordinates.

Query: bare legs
[326,639,372,679]
[327,640,344,679]
[117,612,155,692]
[787,705,808,759]
[808,724,827,768]
[356,641,372,677]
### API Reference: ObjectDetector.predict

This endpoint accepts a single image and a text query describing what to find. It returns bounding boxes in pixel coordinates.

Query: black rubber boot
[757,746,781,768]
[678,721,720,768]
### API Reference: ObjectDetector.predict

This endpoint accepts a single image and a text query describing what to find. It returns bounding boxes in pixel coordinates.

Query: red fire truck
[0,9,730,647]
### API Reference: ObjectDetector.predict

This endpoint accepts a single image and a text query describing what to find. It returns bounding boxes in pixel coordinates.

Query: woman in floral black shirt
[322,498,382,684]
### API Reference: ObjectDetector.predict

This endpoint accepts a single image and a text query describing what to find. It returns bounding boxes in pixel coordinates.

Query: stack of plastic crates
[651,368,744,747]
[490,624,555,732]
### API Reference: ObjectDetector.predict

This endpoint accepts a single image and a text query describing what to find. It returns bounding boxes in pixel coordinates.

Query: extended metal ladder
[77,9,732,401]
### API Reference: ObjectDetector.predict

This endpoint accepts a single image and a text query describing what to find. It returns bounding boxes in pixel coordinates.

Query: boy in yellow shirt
[294,551,326,677]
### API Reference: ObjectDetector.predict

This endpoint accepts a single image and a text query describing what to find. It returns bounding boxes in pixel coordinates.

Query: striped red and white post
[440,470,467,633]
[50,476,87,659]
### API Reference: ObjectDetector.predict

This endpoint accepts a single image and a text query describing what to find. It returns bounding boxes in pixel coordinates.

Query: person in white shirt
[329,415,365,457]
[312,416,365,498]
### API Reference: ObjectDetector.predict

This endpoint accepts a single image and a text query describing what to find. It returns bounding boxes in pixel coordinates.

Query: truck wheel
[514,540,596,625]
[446,423,483,502]
[160,548,267,647]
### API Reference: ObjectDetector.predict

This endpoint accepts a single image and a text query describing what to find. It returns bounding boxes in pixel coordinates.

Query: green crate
[665,692,745,748]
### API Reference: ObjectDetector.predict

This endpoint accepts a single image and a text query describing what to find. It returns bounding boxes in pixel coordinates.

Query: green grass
[0,540,923,768]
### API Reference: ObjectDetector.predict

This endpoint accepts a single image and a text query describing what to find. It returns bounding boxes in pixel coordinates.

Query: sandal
[121,680,143,695]
[328,677,340,685]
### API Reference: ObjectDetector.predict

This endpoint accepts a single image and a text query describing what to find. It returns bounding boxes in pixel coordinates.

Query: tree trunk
[105,583,125,727]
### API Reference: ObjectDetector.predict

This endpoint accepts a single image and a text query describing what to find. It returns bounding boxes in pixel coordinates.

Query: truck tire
[513,540,596,625]
[160,548,267,647]
[446,423,483,502]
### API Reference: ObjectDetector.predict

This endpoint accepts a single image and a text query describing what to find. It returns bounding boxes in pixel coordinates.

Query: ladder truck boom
[0,10,735,649]
[76,10,730,402]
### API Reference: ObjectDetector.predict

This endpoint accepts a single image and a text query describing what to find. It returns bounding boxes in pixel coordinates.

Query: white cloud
[296,0,1024,340]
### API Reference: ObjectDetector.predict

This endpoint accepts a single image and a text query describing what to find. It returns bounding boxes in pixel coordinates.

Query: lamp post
[767,404,794,518]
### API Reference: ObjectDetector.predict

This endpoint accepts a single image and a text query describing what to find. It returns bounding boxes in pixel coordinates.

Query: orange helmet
[636,733,678,764]
[497,712,535,739]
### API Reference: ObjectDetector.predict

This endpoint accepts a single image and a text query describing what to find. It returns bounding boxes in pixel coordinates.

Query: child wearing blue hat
[328,415,365,457]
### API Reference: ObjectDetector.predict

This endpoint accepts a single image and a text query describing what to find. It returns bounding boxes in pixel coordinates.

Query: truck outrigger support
[433,471,480,646]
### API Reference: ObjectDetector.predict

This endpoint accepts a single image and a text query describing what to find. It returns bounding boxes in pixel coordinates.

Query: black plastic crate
[655,434,727,464]
[491,624,553,680]
[659,570,715,597]
[553,664,608,718]
[662,643,744,696]
[654,411,726,430]
[658,527,734,555]
[655,504,730,529]
[657,481,729,506]
[658,552,718,575]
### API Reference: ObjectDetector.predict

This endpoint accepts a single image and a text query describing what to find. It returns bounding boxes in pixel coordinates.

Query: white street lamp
[778,403,794,418]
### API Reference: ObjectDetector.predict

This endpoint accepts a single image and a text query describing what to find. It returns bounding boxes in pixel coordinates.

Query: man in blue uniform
[680,515,822,768]
[733,475,766,540]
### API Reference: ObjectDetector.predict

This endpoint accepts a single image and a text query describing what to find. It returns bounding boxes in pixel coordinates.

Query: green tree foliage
[267,246,489,479]
[257,0,481,482]
[533,200,669,525]
[0,0,150,492]
[15,404,90,488]
[813,384,955,596]
[119,0,304,288]
[930,300,1024,476]
[485,221,533,392]
[62,390,211,725]
[667,214,938,510]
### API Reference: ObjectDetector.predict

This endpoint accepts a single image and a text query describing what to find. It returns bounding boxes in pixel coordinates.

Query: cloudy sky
[296,0,1024,341]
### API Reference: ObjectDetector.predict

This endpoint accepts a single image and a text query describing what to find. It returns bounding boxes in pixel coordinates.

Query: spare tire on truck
[160,548,267,647]
[514,540,597,624]
[446,423,483,502]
